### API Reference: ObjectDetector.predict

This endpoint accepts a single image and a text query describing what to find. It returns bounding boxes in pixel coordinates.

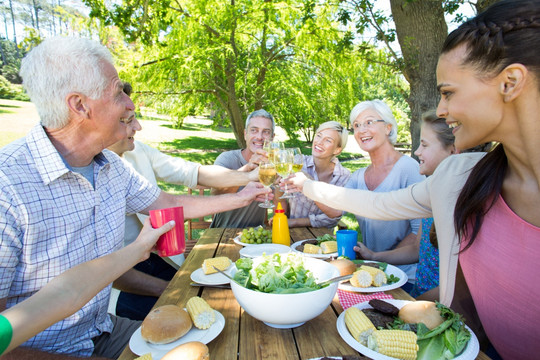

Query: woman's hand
[354,242,376,260]
[283,171,309,193]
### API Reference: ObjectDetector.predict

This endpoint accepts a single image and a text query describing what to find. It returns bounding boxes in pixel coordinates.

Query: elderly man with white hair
[0,37,267,359]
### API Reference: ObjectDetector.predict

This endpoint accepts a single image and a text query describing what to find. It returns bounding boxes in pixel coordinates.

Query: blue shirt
[0,125,160,356]
[345,155,424,283]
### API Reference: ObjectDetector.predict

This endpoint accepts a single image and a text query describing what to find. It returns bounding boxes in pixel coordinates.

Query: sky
[2,0,476,46]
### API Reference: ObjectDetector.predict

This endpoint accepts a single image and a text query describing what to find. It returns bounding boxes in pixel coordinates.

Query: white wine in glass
[291,147,304,173]
[258,161,277,208]
[275,149,294,199]
[263,140,284,164]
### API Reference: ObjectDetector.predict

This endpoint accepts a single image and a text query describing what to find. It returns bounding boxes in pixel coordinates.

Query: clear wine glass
[258,160,277,208]
[263,140,284,164]
[291,147,304,173]
[275,149,294,199]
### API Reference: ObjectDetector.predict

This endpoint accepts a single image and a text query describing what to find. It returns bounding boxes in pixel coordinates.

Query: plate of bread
[190,256,233,285]
[130,297,225,359]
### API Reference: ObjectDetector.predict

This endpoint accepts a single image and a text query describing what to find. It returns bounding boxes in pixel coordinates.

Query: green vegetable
[315,234,335,245]
[232,253,323,294]
[416,302,471,360]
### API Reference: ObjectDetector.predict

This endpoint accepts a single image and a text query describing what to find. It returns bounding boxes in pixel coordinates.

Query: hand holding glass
[263,140,284,164]
[258,161,277,208]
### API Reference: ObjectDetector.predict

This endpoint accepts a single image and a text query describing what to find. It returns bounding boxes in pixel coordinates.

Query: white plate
[190,267,232,285]
[233,234,272,247]
[290,239,338,259]
[239,243,291,258]
[338,262,408,293]
[129,310,225,359]
[336,299,480,360]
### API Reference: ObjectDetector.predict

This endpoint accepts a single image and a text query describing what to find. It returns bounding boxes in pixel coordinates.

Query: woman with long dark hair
[286,1,540,357]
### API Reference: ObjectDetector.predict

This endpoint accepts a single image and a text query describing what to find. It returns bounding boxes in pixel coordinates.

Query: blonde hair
[315,121,348,148]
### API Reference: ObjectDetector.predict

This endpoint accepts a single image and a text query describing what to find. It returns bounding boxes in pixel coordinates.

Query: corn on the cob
[135,354,153,360]
[359,265,387,287]
[368,330,418,360]
[202,256,232,274]
[344,307,376,346]
[186,296,215,329]
[350,269,373,288]
[303,243,322,254]
[320,241,337,254]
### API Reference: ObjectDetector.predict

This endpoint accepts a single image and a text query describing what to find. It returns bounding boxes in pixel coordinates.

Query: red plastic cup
[149,206,185,257]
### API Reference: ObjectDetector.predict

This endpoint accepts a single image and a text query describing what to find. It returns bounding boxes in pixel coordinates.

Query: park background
[0,0,498,236]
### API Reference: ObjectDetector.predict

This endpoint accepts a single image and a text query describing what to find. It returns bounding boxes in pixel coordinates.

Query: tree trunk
[33,0,40,31]
[390,0,447,158]
[8,0,18,56]
[224,58,246,148]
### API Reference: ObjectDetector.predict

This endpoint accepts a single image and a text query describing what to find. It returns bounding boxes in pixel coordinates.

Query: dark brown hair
[421,110,455,149]
[441,0,540,249]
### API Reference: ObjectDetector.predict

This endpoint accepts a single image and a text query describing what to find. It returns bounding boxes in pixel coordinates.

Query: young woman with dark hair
[286,1,540,357]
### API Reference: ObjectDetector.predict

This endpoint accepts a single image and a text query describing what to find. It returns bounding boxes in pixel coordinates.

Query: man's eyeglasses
[352,119,386,131]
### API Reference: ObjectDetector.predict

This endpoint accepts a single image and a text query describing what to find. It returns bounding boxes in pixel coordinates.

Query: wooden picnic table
[119,227,491,360]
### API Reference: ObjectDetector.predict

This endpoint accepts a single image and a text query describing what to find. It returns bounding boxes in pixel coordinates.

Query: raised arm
[0,219,174,356]
[144,181,270,219]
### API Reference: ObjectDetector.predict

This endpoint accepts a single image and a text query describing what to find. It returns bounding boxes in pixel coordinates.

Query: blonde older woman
[346,100,424,287]
[282,121,350,228]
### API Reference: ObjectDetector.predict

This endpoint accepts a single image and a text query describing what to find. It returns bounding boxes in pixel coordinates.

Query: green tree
[83,0,405,148]
[339,0,501,154]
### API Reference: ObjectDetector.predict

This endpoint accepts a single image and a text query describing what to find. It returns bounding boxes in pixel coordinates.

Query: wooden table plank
[206,228,241,360]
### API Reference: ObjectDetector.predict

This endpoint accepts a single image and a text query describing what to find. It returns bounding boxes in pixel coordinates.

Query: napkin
[337,289,394,310]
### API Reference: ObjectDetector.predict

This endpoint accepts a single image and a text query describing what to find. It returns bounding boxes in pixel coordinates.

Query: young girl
[354,111,456,299]
[286,1,540,357]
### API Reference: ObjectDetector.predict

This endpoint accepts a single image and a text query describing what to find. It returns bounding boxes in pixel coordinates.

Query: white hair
[20,37,114,129]
[245,109,275,134]
[349,99,398,145]
[315,121,348,148]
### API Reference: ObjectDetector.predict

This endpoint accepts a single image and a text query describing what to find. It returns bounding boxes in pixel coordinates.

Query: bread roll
[398,301,444,330]
[141,305,192,344]
[329,258,356,276]
[161,341,210,360]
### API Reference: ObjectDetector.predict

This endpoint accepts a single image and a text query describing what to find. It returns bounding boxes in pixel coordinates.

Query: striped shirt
[0,125,160,356]
[289,156,350,227]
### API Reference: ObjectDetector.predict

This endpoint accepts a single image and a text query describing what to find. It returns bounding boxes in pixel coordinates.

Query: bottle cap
[275,202,285,213]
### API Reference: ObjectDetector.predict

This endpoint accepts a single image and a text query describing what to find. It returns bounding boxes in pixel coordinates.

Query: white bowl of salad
[229,253,339,328]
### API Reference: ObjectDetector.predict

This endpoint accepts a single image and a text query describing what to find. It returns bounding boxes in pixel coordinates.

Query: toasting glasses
[258,160,277,208]
[274,149,294,199]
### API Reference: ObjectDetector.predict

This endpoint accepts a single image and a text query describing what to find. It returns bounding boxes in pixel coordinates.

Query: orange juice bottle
[272,202,290,246]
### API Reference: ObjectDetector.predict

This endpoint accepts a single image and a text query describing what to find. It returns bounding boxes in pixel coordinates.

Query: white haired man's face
[83,62,135,149]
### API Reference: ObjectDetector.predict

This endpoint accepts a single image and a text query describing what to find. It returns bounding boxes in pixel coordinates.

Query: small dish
[190,267,233,286]
[338,262,407,293]
[239,243,291,258]
[129,310,225,359]
[290,239,338,259]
